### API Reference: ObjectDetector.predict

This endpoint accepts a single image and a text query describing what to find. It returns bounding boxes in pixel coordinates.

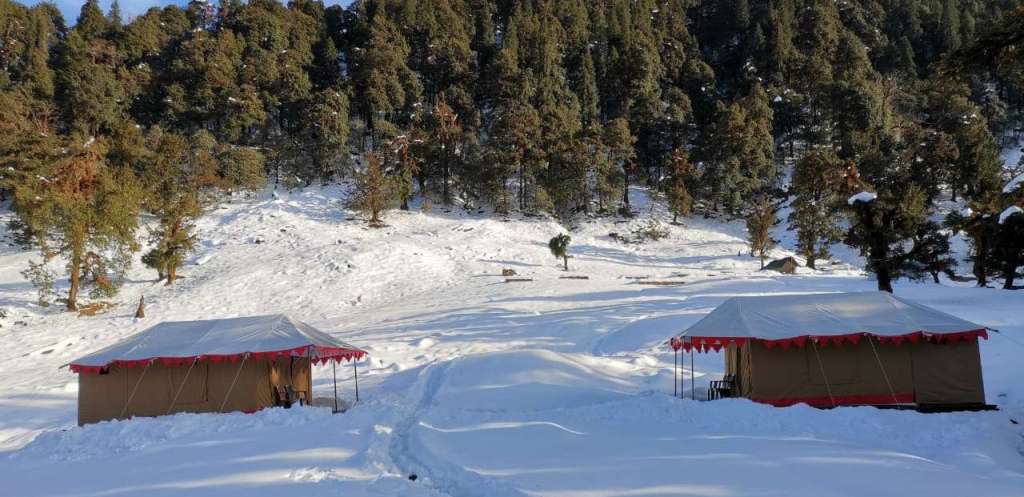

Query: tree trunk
[563,255,568,271]
[931,270,941,284]
[974,234,989,287]
[875,260,894,292]
[67,244,82,312]
[442,146,452,205]
[166,263,177,285]
[621,169,630,211]
[518,162,525,211]
[1004,253,1019,289]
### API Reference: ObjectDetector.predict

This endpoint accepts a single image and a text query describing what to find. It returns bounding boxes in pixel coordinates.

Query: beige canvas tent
[669,292,988,409]
[69,315,366,425]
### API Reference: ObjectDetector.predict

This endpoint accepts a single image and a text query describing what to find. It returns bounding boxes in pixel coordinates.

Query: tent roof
[671,292,987,351]
[69,314,366,373]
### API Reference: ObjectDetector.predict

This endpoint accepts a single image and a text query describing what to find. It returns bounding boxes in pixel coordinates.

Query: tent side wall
[743,340,914,405]
[911,339,984,405]
[734,339,984,406]
[78,357,312,425]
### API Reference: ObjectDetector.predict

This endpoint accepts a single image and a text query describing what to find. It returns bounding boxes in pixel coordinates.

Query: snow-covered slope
[0,187,1021,497]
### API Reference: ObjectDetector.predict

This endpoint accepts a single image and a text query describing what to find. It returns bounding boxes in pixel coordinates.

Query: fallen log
[505,278,534,283]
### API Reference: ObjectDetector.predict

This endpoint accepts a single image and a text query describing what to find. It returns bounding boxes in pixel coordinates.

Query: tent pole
[353,358,360,403]
[332,359,339,413]
[219,353,249,412]
[690,345,695,401]
[674,346,678,398]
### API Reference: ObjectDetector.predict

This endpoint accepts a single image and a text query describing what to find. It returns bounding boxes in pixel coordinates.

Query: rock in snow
[847,191,877,205]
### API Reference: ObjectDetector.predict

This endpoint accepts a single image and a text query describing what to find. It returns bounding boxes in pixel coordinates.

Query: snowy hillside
[0,187,1022,497]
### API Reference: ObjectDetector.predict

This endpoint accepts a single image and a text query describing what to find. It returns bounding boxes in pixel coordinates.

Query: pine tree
[108,0,123,29]
[139,128,262,284]
[706,85,776,215]
[350,152,394,227]
[8,136,142,311]
[548,233,571,271]
[666,148,697,223]
[946,202,1000,287]
[75,0,109,40]
[746,196,778,269]
[940,0,961,53]
[788,151,844,269]
[905,221,957,284]
[308,87,350,184]
[389,133,419,211]
[55,30,126,135]
[845,183,936,293]
[996,210,1024,289]
[588,124,619,215]
[350,5,421,149]
[431,97,461,205]
[603,117,636,214]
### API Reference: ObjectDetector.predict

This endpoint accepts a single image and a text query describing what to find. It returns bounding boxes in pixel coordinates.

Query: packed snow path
[0,187,1021,497]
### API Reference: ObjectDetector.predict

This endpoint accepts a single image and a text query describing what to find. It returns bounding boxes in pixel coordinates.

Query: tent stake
[353,358,360,403]
[332,359,339,413]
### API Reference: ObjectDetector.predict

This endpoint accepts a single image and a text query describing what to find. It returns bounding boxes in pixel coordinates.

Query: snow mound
[16,406,339,462]
[594,312,703,355]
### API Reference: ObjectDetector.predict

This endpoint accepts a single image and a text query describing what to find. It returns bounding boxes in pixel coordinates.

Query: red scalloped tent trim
[69,345,367,374]
[668,329,988,352]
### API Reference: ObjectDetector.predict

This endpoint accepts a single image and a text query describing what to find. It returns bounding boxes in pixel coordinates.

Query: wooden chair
[273,385,308,408]
[707,374,737,400]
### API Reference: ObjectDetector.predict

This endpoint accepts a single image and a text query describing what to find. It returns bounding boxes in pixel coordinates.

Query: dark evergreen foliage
[1,0,1023,304]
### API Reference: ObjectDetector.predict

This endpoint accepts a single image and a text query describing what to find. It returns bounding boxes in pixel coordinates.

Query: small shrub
[21,260,55,307]
[632,219,670,242]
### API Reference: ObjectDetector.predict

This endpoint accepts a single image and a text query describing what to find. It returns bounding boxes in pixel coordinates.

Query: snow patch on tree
[847,191,877,205]
[1004,172,1024,193]
[998,205,1023,224]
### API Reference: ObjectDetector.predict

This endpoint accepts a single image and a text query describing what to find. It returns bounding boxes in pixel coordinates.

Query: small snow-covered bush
[632,219,670,242]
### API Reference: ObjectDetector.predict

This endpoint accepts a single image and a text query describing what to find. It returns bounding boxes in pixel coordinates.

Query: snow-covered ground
[0,186,1021,497]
